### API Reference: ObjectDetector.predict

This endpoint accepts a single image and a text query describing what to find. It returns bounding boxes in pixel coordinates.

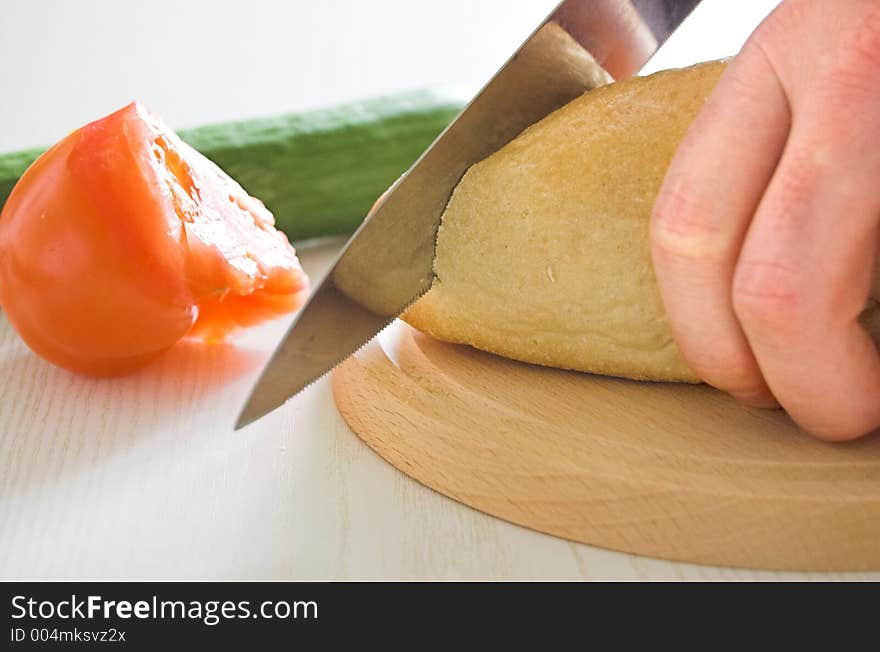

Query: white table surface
[4,0,858,581]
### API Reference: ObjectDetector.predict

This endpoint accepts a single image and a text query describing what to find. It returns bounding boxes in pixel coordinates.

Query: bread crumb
[546,265,556,283]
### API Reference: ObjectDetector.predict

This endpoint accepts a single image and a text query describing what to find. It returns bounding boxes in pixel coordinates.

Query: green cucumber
[0,90,464,242]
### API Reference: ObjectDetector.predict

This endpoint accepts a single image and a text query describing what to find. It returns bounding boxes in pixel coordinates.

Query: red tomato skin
[0,102,308,376]
[0,106,197,376]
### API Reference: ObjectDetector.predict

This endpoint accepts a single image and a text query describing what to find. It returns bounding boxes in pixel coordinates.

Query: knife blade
[235,0,702,429]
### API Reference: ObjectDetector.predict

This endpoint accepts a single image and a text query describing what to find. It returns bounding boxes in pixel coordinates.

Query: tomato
[0,102,309,376]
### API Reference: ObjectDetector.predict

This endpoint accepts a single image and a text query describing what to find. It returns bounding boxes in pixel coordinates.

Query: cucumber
[0,90,464,242]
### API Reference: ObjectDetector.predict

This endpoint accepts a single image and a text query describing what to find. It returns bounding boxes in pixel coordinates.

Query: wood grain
[334,323,880,572]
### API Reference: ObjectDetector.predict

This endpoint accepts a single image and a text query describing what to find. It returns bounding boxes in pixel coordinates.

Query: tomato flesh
[0,102,309,376]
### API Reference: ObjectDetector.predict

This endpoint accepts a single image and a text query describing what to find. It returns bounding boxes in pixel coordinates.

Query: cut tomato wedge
[0,102,309,376]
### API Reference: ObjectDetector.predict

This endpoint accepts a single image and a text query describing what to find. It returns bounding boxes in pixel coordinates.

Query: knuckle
[651,184,724,265]
[732,259,805,334]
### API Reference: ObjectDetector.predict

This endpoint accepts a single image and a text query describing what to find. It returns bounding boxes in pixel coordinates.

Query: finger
[733,86,880,441]
[651,46,789,405]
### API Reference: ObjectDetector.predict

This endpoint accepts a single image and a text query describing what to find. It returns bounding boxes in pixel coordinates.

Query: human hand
[650,0,880,440]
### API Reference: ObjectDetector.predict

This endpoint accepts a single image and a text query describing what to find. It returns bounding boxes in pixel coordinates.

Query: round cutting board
[332,322,880,571]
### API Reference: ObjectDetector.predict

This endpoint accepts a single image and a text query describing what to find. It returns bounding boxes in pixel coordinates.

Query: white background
[2,0,780,152]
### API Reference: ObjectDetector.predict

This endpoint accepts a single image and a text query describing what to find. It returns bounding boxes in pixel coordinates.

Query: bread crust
[404,62,729,383]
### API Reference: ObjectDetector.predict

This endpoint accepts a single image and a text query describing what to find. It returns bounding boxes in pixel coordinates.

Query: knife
[235,0,703,429]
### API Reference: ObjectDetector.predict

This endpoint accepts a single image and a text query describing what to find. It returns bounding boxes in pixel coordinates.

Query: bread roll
[403,62,728,382]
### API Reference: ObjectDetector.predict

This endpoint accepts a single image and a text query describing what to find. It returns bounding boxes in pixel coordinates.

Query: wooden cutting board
[333,322,880,571]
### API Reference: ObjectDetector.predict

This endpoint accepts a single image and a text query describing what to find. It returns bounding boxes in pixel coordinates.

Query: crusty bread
[403,61,728,382]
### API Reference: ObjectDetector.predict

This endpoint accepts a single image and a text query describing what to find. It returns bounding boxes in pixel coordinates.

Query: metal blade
[235,0,702,429]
